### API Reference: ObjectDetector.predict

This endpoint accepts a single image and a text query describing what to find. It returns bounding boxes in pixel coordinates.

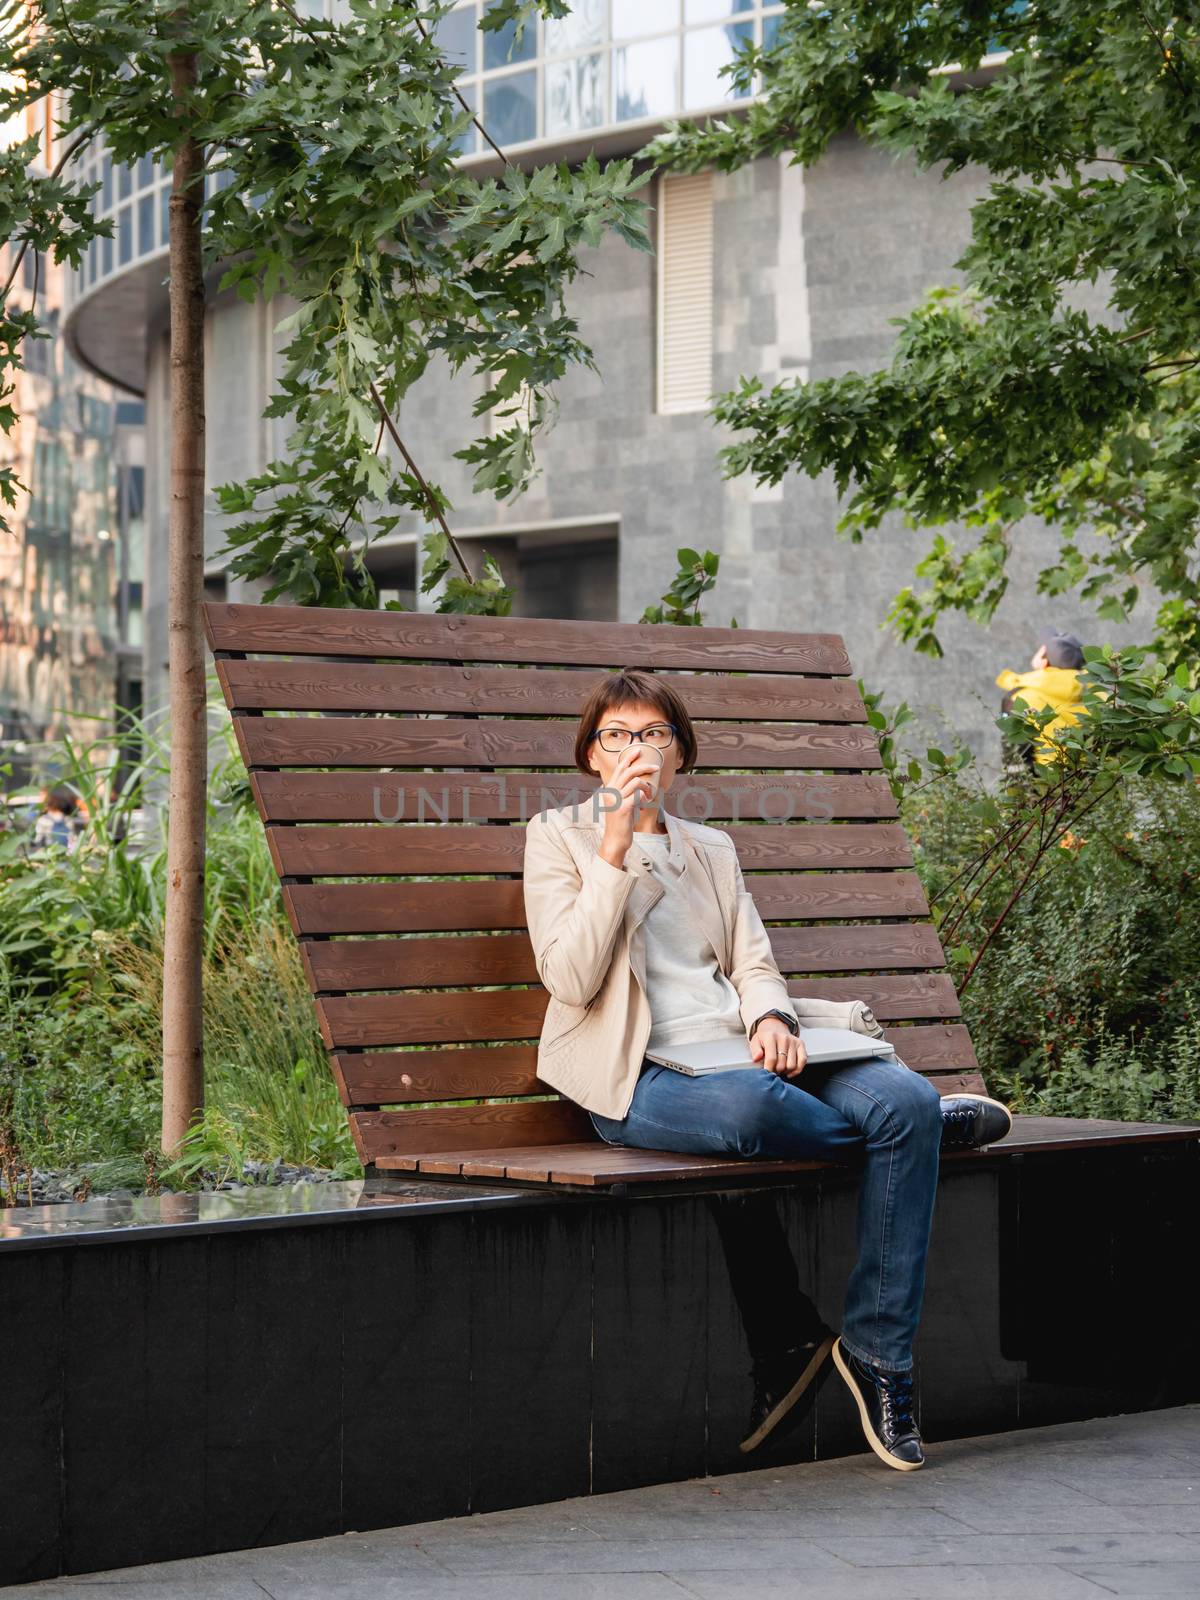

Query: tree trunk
[160,38,207,1155]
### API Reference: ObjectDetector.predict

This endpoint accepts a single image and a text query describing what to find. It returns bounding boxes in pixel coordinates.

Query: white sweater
[632,830,749,1051]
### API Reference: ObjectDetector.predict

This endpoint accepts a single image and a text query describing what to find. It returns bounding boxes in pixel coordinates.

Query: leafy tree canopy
[617,0,1199,669]
[0,0,653,607]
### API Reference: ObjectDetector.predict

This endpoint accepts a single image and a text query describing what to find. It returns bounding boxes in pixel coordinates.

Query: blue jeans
[589,1054,943,1372]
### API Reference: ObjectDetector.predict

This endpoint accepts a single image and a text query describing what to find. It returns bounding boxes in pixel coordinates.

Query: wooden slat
[316,989,547,1050]
[316,969,963,1049]
[349,1099,592,1163]
[283,881,944,941]
[372,1116,1200,1187]
[787,974,961,1019]
[268,826,915,880]
[474,1148,822,1183]
[333,1044,541,1106]
[234,717,883,772]
[303,933,535,992]
[733,826,912,870]
[926,1071,988,1096]
[336,1058,986,1112]
[385,1144,830,1185]
[953,1115,1200,1152]
[745,871,927,916]
[283,880,527,936]
[299,883,932,992]
[203,601,853,674]
[881,1023,977,1073]
[252,771,900,823]
[218,659,867,720]
[273,824,525,877]
[769,924,947,972]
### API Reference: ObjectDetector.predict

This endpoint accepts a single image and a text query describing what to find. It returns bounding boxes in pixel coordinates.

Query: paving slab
[664,1567,1113,1599]
[1062,1563,1200,1596]
[808,1532,1197,1567]
[7,1406,1197,1600]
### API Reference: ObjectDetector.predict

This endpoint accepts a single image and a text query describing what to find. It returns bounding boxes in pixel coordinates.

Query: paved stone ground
[11,1407,1199,1599]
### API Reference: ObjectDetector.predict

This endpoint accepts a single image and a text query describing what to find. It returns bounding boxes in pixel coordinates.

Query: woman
[522,668,1012,1472]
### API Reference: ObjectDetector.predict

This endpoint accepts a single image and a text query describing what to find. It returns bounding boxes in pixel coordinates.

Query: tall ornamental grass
[0,700,356,1199]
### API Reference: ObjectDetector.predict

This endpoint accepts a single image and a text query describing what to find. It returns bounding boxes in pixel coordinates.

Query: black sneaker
[739,1329,835,1454]
[830,1337,924,1471]
[939,1093,1013,1150]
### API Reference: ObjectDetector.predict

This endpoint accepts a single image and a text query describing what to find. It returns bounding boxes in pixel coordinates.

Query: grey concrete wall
[386,138,1151,778]
[140,135,1154,778]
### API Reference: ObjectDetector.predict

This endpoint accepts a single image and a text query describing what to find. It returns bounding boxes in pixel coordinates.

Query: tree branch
[368,378,475,582]
[0,128,96,304]
[957,776,1117,996]
[1135,0,1190,98]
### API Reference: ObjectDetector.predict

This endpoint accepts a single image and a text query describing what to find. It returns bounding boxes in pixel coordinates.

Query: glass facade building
[69,0,785,309]
[0,249,144,788]
[57,10,1074,769]
[436,0,784,153]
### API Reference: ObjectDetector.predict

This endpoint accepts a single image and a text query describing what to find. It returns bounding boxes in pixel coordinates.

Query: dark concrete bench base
[3,1125,1198,1587]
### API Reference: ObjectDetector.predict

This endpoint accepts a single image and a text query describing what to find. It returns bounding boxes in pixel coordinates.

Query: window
[138,192,156,254]
[412,0,785,153]
[483,69,537,144]
[614,36,679,120]
[517,536,617,620]
[683,19,753,108]
[545,52,604,136]
[30,440,73,532]
[656,170,713,414]
[483,0,536,68]
[24,315,55,378]
[613,0,678,37]
[436,2,478,69]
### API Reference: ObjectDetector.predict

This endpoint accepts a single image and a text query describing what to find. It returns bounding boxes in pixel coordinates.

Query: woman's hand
[598,745,666,866]
[749,1017,807,1079]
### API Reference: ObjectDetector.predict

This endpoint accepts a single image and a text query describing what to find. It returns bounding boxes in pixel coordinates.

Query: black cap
[1037,624,1085,670]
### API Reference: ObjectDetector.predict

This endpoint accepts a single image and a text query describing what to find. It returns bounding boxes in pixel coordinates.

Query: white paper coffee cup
[640,743,665,799]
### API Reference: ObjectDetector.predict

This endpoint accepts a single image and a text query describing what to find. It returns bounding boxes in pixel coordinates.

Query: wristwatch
[750,1007,800,1038]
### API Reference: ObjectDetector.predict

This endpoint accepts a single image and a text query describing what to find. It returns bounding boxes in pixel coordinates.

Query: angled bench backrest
[203,602,985,1180]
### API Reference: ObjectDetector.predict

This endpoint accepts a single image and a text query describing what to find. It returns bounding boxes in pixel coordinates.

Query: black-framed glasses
[590,722,677,753]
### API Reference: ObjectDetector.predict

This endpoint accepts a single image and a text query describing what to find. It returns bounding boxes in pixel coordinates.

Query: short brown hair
[572,668,698,777]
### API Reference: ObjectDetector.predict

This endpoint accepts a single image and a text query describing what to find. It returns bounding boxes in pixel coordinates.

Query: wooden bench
[202,601,1198,1190]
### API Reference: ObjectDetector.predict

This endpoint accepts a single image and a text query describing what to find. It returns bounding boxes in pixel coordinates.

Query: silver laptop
[645,1026,896,1076]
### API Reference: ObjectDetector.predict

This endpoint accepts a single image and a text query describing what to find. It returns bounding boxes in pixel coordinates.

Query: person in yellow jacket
[995,625,1089,768]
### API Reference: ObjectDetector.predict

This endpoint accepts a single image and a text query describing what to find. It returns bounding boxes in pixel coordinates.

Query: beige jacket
[522,799,885,1120]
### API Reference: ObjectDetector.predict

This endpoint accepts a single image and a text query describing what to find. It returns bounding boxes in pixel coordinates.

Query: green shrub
[904,772,1200,1116]
[1028,998,1200,1122]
